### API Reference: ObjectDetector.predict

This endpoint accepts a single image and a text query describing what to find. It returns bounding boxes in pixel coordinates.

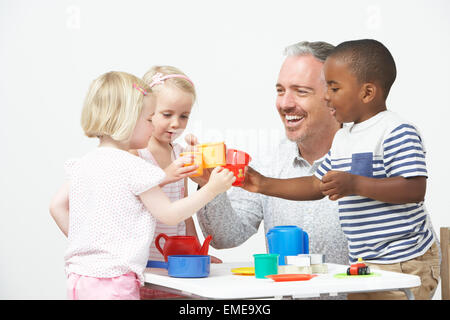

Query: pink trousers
[67,272,141,300]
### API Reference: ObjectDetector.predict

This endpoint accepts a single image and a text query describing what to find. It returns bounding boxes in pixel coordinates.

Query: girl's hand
[161,155,199,186]
[191,168,213,187]
[320,170,357,201]
[183,133,213,187]
[184,133,199,149]
[205,167,235,195]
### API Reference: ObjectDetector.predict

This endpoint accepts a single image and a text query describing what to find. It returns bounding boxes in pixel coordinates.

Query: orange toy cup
[180,151,203,177]
[225,149,252,186]
[197,142,226,168]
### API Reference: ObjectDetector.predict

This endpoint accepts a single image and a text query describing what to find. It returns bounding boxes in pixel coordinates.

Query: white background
[1,0,449,299]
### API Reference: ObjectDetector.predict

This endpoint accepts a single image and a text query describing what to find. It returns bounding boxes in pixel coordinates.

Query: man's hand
[210,255,223,263]
[320,170,357,201]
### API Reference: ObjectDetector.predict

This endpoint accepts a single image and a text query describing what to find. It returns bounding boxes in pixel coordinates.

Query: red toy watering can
[155,233,213,262]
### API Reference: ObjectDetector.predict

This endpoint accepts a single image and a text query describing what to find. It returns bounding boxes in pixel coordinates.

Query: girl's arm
[242,166,324,201]
[321,171,426,203]
[49,182,70,237]
[140,167,235,226]
[183,179,199,237]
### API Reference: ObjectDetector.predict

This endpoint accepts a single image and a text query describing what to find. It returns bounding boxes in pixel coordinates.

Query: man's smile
[283,114,305,128]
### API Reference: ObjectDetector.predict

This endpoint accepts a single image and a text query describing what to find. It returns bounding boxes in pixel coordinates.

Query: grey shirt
[197,138,349,265]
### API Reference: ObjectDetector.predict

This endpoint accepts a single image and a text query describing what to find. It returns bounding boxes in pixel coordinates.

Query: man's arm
[196,189,264,249]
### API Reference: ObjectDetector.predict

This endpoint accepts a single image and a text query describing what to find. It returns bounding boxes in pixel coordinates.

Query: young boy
[243,39,440,300]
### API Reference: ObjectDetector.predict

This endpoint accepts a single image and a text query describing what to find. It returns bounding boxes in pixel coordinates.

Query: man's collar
[291,142,326,168]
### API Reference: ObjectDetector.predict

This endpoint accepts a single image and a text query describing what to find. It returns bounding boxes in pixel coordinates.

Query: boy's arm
[321,170,426,203]
[242,166,324,201]
[49,182,70,237]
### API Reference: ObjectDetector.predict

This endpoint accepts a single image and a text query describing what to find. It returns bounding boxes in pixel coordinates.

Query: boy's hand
[240,166,263,193]
[161,155,199,186]
[320,170,357,201]
[205,167,236,195]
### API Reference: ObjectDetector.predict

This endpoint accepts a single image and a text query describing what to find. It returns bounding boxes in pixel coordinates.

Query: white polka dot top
[63,147,166,283]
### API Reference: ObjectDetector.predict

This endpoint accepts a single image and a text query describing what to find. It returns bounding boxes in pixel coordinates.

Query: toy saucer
[266,274,317,282]
[231,267,255,276]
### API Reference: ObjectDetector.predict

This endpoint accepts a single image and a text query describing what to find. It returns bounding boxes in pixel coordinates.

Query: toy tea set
[146,233,213,278]
[245,225,326,281]
[233,225,373,282]
[146,142,373,281]
[147,142,252,278]
[146,225,373,280]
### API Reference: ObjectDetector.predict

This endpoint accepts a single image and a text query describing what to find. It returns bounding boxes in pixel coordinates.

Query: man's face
[276,55,337,143]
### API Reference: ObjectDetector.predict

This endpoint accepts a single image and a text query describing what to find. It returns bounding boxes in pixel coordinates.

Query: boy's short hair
[330,39,397,98]
[81,71,151,141]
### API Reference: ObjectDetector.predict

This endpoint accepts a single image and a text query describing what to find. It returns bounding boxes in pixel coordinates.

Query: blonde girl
[132,66,217,299]
[49,71,234,300]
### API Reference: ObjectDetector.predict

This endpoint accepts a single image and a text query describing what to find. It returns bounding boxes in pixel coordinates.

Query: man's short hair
[330,39,397,98]
[283,41,335,62]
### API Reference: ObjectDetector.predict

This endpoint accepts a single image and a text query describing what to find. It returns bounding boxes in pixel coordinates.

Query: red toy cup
[225,149,251,186]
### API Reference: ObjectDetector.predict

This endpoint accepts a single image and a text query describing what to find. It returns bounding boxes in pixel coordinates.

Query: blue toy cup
[266,225,309,265]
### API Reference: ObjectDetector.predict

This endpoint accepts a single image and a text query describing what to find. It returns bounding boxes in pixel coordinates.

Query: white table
[143,262,421,300]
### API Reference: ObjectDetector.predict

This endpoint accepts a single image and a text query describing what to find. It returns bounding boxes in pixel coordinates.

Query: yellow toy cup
[197,142,226,168]
[179,151,203,177]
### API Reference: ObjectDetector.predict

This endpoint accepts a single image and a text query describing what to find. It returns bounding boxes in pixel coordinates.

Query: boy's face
[323,57,365,124]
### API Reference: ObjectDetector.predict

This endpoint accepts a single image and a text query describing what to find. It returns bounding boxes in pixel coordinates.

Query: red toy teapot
[155,233,213,262]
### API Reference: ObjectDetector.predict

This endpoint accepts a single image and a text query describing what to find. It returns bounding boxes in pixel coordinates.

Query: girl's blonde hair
[142,65,196,101]
[81,71,151,141]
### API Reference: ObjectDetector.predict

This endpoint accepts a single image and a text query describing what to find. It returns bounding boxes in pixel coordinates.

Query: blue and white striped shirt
[314,110,435,264]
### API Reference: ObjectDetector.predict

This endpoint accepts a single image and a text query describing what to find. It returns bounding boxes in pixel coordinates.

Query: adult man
[188,41,349,267]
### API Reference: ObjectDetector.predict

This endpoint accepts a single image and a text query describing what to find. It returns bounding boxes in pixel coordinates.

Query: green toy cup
[253,253,279,279]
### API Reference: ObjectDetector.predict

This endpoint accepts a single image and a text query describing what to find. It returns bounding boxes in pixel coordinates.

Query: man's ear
[359,83,377,103]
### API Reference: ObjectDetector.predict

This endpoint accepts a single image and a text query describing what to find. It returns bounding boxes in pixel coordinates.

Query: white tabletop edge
[143,262,421,299]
